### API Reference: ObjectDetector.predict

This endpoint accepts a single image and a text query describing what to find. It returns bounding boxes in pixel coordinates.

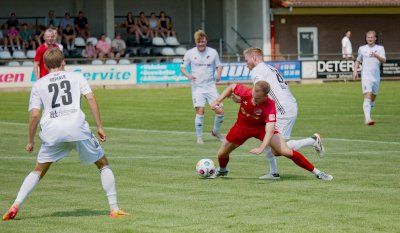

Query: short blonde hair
[243,47,263,58]
[366,30,377,37]
[194,30,208,43]
[44,48,64,69]
[255,80,270,96]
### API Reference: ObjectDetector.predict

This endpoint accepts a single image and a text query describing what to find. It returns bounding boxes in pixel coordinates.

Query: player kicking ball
[209,81,333,181]
[3,48,128,221]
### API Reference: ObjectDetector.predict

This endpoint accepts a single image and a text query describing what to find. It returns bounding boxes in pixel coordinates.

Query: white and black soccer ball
[196,158,216,178]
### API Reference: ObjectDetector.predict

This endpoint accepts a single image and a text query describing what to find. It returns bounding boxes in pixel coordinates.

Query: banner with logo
[136,63,189,84]
[316,60,359,79]
[381,60,400,77]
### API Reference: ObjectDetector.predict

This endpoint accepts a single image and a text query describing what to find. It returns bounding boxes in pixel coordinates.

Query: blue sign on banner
[136,63,189,84]
[220,61,301,82]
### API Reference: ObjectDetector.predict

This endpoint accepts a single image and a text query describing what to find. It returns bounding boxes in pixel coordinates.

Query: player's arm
[215,65,222,82]
[180,64,196,81]
[372,52,386,64]
[33,61,40,80]
[26,108,40,152]
[85,92,106,142]
[249,122,275,155]
[211,84,237,110]
[353,60,360,80]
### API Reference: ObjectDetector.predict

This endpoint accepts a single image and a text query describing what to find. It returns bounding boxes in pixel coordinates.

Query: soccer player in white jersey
[180,30,224,144]
[2,48,128,221]
[353,30,386,125]
[241,47,325,180]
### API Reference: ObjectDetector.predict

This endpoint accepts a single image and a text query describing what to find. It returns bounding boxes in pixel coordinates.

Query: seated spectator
[6,13,19,30]
[34,25,46,47]
[82,41,96,58]
[124,12,144,43]
[44,10,60,28]
[0,24,6,50]
[148,12,160,38]
[19,23,36,51]
[159,11,176,37]
[112,33,127,58]
[60,12,74,31]
[5,25,21,51]
[74,11,90,39]
[62,24,76,50]
[96,34,114,59]
[137,12,150,38]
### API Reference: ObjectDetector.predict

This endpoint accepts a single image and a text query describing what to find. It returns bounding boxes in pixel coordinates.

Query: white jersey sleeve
[28,82,42,111]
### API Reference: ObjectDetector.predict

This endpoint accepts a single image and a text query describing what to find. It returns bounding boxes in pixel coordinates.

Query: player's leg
[207,88,224,141]
[2,142,73,221]
[193,89,206,144]
[75,135,127,218]
[270,133,333,181]
[369,79,379,123]
[213,140,240,177]
[362,78,375,125]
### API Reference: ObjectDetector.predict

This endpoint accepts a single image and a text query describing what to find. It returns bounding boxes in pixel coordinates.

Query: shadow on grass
[48,209,108,217]
[198,174,309,181]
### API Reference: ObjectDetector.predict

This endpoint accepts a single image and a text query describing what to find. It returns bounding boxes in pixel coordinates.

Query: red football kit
[226,84,277,145]
[34,44,60,78]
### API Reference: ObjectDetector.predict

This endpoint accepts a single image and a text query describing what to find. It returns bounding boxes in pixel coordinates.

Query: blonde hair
[243,47,263,58]
[194,30,208,43]
[255,80,270,96]
[44,48,64,69]
[366,30,377,37]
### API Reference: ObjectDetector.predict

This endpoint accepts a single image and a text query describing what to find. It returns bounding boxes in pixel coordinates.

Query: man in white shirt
[342,30,354,60]
[3,48,128,221]
[353,30,386,125]
[180,30,224,144]
[242,47,325,180]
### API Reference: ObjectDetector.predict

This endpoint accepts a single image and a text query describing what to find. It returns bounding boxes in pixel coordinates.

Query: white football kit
[356,44,386,95]
[29,71,104,164]
[251,63,298,139]
[181,47,222,107]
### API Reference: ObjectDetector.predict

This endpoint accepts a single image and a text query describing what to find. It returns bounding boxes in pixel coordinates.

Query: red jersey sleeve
[233,84,251,97]
[34,46,44,62]
[264,98,277,123]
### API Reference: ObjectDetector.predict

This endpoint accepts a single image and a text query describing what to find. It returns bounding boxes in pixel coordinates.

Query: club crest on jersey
[254,108,262,115]
[243,100,248,105]
[269,114,275,121]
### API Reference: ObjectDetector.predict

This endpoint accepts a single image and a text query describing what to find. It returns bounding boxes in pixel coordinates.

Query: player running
[3,49,128,221]
[353,30,386,125]
[238,47,324,180]
[210,81,333,181]
[180,30,224,144]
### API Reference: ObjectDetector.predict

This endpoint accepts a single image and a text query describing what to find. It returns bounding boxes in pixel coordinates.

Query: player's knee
[95,155,109,169]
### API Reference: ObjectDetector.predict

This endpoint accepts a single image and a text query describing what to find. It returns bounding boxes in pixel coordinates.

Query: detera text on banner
[317,60,362,79]
[220,61,301,82]
[136,63,189,84]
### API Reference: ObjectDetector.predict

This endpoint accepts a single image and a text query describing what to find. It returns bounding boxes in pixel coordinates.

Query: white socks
[195,114,204,138]
[265,147,278,175]
[363,98,372,122]
[213,114,224,134]
[100,166,119,212]
[15,171,41,206]
[287,138,315,151]
[312,168,321,176]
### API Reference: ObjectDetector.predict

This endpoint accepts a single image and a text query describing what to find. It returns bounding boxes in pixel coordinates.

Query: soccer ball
[196,158,216,178]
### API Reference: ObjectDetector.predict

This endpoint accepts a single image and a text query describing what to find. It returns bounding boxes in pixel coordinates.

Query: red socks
[289,150,314,172]
[218,156,230,168]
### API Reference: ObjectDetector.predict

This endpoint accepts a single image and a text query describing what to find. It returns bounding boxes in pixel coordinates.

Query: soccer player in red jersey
[210,81,333,180]
[34,29,60,79]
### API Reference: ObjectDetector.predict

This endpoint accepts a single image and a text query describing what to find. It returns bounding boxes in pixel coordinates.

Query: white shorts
[275,115,297,140]
[192,86,221,108]
[37,134,104,165]
[362,78,380,95]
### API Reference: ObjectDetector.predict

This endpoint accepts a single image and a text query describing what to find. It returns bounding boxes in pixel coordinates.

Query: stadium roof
[273,0,400,7]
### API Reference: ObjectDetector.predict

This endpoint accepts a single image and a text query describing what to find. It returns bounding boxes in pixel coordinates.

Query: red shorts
[226,123,279,145]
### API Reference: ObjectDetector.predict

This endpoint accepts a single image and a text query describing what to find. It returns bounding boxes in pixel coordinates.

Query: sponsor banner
[0,65,137,88]
[381,60,400,77]
[316,60,359,79]
[136,63,189,84]
[220,61,301,82]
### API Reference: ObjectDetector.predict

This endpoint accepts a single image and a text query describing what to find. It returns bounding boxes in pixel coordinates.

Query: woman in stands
[148,12,160,38]
[124,12,143,44]
[137,12,150,39]
[159,11,176,37]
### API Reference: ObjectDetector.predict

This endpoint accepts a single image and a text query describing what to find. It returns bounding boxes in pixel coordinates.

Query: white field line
[1,121,399,145]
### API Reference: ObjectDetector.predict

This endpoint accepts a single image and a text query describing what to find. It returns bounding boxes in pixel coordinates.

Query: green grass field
[0,82,400,233]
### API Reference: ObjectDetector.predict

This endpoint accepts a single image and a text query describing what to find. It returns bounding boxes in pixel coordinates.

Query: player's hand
[26,142,34,153]
[97,127,107,142]
[211,101,221,110]
[215,73,221,82]
[231,94,241,103]
[249,147,264,155]
[353,71,359,80]
[188,75,196,81]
